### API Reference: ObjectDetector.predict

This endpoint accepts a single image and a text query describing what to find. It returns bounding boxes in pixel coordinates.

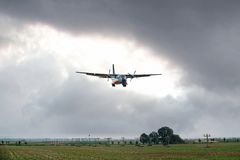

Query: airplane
[76,64,162,87]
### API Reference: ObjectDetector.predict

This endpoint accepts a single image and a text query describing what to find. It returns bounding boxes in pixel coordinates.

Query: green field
[1,143,240,160]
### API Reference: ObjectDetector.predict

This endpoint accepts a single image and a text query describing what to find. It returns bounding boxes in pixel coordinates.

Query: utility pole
[203,134,211,148]
[88,134,90,146]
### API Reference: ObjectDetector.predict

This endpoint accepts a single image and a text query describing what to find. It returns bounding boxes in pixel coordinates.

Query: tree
[149,131,159,144]
[140,133,149,144]
[198,139,201,143]
[170,134,184,144]
[158,126,173,146]
[139,126,184,146]
[135,141,139,146]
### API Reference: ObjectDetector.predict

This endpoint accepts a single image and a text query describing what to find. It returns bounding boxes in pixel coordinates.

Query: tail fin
[112,64,115,75]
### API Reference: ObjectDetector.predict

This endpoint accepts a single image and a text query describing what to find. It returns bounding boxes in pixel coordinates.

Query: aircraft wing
[126,74,162,78]
[76,72,111,78]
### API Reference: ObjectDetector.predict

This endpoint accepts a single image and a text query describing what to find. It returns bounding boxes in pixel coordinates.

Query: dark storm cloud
[1,0,240,91]
[1,0,240,138]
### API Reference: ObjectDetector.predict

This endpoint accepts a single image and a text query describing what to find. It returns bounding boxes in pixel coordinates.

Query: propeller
[128,70,136,81]
[108,69,111,81]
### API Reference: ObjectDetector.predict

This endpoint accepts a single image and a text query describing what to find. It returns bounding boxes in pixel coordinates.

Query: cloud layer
[0,0,240,138]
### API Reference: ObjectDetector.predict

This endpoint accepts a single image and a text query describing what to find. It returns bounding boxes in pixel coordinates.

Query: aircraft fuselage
[111,75,127,87]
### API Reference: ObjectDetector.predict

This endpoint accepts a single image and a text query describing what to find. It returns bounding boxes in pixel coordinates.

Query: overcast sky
[0,0,240,139]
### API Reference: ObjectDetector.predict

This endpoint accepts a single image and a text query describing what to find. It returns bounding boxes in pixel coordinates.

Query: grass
[1,143,240,160]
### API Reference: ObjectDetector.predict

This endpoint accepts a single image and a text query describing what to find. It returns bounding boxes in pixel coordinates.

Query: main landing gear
[112,84,115,87]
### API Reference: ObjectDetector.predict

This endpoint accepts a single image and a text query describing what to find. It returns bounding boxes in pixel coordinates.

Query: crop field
[1,143,240,160]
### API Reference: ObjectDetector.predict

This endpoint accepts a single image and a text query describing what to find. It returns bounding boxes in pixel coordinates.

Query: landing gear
[112,84,115,87]
[122,82,127,87]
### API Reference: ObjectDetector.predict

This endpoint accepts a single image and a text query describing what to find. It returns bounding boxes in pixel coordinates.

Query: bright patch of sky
[6,23,184,99]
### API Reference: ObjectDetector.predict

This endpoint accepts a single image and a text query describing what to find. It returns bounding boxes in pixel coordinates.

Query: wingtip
[76,71,82,74]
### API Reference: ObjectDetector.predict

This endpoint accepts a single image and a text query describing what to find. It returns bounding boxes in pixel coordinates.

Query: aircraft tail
[112,64,115,75]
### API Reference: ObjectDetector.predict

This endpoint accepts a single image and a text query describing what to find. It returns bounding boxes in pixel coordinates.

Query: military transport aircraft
[76,64,162,87]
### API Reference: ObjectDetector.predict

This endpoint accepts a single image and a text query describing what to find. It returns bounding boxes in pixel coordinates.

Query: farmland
[1,143,240,160]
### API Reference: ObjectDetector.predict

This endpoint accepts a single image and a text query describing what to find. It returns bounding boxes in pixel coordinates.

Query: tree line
[140,126,184,146]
